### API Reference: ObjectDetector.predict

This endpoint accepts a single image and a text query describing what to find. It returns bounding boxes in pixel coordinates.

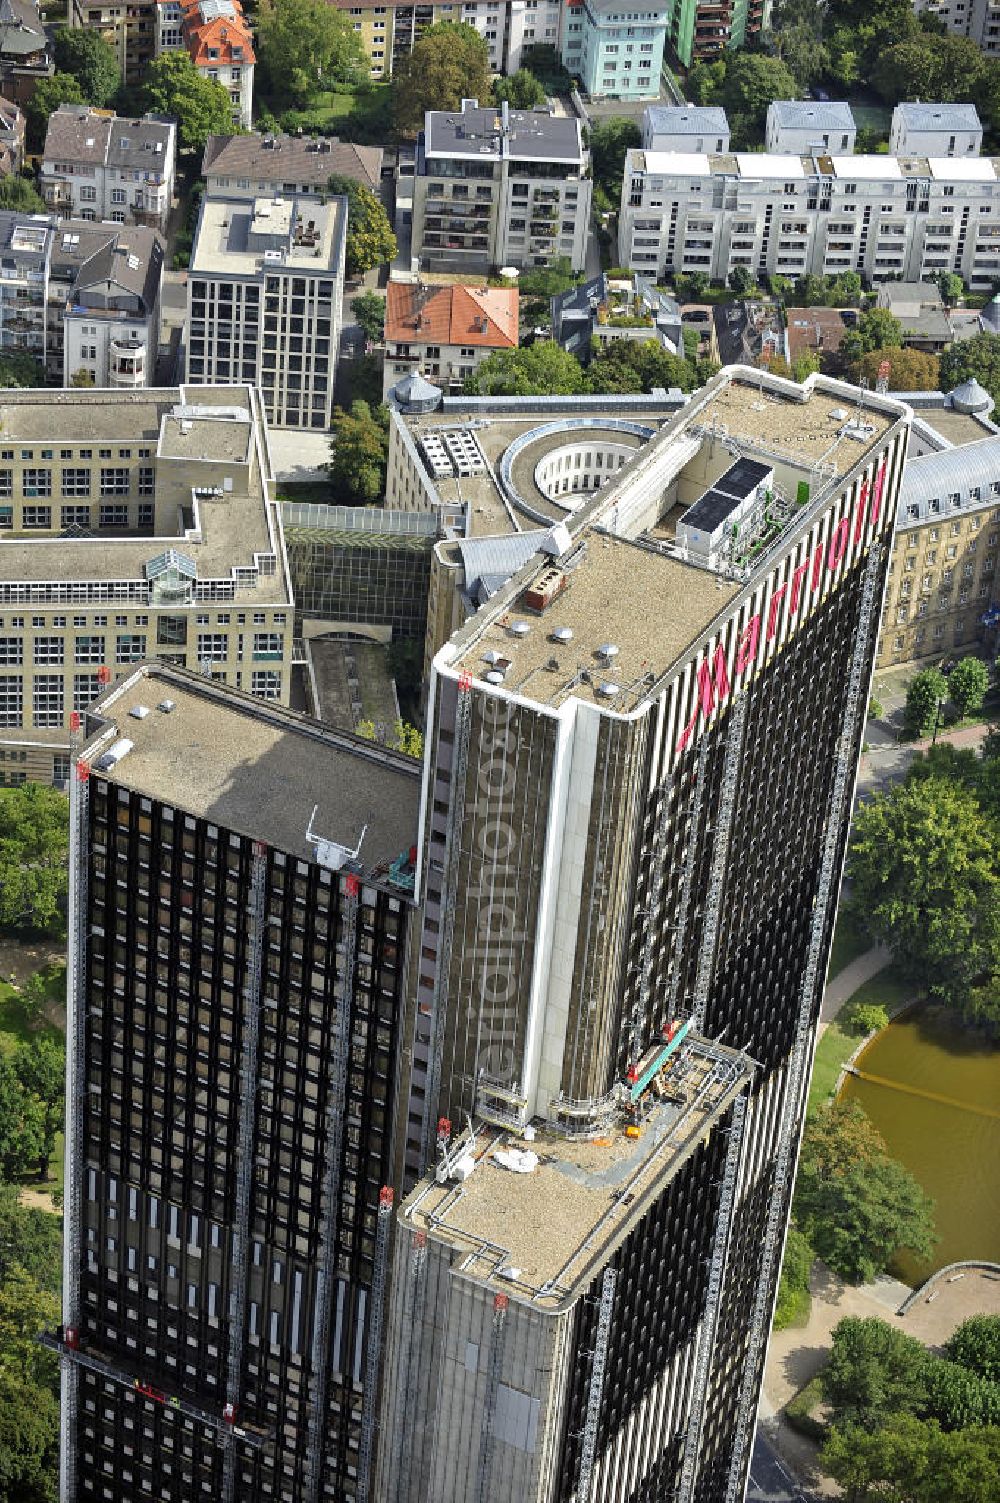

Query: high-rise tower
[56,666,420,1503]
[381,368,910,1503]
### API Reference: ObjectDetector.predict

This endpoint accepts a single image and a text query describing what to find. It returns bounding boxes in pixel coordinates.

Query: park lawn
[0,973,63,1057]
[828,907,868,979]
[808,963,913,1114]
[279,83,392,140]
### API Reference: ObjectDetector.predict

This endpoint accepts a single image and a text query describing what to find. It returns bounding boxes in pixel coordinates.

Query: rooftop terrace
[403,1034,752,1309]
[80,665,421,871]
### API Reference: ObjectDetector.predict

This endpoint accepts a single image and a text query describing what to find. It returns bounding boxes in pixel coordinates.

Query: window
[62,468,91,496]
[33,675,64,728]
[116,634,146,663]
[197,633,227,662]
[61,505,91,529]
[99,504,129,528]
[0,638,21,665]
[138,467,154,497]
[22,506,51,528]
[74,674,101,712]
[0,677,21,726]
[33,637,64,666]
[251,670,281,698]
[74,636,105,665]
[252,632,281,658]
[23,468,51,497]
[100,468,130,496]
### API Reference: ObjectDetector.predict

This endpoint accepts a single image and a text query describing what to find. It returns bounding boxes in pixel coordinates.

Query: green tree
[904,666,949,737]
[938,271,965,307]
[848,775,1000,1019]
[949,657,990,718]
[255,0,366,107]
[328,400,389,505]
[588,116,641,201]
[0,177,46,215]
[939,332,1000,406]
[824,1317,931,1430]
[0,353,45,389]
[947,1316,1000,1383]
[463,341,587,396]
[822,1413,934,1501]
[771,0,830,90]
[854,346,940,392]
[0,784,70,935]
[831,269,864,308]
[327,175,396,278]
[25,73,85,152]
[356,718,423,758]
[686,58,726,106]
[0,1369,59,1503]
[721,54,800,141]
[52,26,120,106]
[393,23,491,136]
[728,265,755,296]
[795,1106,936,1283]
[842,308,904,365]
[16,1038,65,1181]
[493,69,546,110]
[518,257,577,298]
[674,271,710,302]
[587,338,699,395]
[924,1358,1000,1430]
[843,1001,890,1036]
[69,368,95,388]
[873,34,987,105]
[140,54,233,152]
[0,1185,62,1295]
[0,1265,58,1390]
[350,290,385,344]
[773,1224,813,1329]
[0,1058,43,1182]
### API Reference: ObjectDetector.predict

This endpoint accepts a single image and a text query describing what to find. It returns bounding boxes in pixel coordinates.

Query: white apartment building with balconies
[40,106,176,231]
[618,143,1000,289]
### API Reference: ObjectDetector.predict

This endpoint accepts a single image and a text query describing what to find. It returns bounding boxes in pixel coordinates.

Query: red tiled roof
[180,0,255,67]
[385,282,518,349]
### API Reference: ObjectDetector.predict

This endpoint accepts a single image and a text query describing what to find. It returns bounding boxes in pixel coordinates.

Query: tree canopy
[393,23,491,136]
[848,768,1000,1024]
[940,333,1000,406]
[947,1316,1000,1384]
[825,1316,930,1430]
[493,69,546,110]
[328,400,389,506]
[853,345,940,392]
[823,1415,1000,1503]
[873,33,988,105]
[0,353,45,389]
[0,178,46,216]
[327,175,396,278]
[140,54,233,151]
[255,0,367,107]
[588,116,641,207]
[793,1103,936,1283]
[0,784,70,935]
[25,73,85,152]
[463,341,587,397]
[350,290,385,345]
[52,26,120,107]
[687,52,799,146]
[905,666,949,738]
[588,338,705,395]
[949,657,990,719]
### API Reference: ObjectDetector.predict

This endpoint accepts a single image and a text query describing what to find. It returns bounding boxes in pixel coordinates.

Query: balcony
[109,338,145,387]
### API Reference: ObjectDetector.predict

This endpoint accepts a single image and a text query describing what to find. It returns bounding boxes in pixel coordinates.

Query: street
[748,1430,812,1503]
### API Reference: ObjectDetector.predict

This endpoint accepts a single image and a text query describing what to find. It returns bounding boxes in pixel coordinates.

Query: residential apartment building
[383,279,518,396]
[59,662,420,1503]
[155,0,255,128]
[66,0,157,88]
[378,366,908,1501]
[202,132,382,200]
[412,98,591,274]
[41,107,176,232]
[550,269,682,360]
[912,0,1000,58]
[0,0,51,106]
[0,212,163,384]
[332,0,562,80]
[877,380,1000,669]
[186,194,346,431]
[888,101,983,157]
[52,220,164,387]
[619,143,1000,290]
[561,0,666,99]
[765,100,856,155]
[0,94,25,175]
[642,104,730,153]
[0,385,291,787]
[659,0,769,66]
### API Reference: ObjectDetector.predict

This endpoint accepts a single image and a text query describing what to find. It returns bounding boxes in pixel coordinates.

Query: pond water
[838,1008,1000,1285]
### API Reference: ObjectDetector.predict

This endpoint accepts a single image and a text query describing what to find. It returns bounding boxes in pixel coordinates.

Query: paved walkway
[857,719,993,797]
[819,944,891,1032]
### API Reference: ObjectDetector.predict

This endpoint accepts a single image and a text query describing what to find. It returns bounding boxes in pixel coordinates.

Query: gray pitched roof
[0,0,45,56]
[899,435,1000,524]
[54,221,164,312]
[643,105,729,136]
[201,132,382,194]
[894,102,981,132]
[457,531,550,599]
[42,107,174,173]
[768,100,855,132]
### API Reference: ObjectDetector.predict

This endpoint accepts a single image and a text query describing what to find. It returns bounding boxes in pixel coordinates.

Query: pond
[838,1007,1000,1285]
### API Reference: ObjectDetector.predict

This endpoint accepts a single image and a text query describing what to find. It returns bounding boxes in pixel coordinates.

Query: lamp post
[932,696,945,745]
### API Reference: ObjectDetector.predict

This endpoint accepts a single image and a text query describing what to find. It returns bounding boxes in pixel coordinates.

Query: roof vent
[550,626,573,644]
[509,620,531,637]
[597,642,620,661]
[128,704,150,720]
[157,699,176,713]
[485,670,505,685]
[483,649,502,665]
[597,681,621,698]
